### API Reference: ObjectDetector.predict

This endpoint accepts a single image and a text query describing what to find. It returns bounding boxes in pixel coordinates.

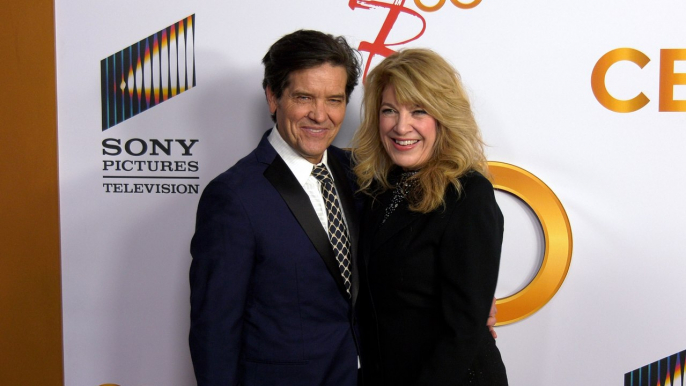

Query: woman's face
[378,85,437,170]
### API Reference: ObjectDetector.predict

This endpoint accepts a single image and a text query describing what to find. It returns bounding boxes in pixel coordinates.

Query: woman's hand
[487,297,498,339]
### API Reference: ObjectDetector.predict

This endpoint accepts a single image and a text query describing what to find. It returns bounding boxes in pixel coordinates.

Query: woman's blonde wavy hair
[352,48,489,213]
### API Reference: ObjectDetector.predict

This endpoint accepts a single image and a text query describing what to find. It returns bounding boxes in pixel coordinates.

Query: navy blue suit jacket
[190,130,361,386]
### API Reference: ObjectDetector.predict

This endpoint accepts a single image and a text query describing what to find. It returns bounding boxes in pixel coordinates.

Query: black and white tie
[312,164,352,297]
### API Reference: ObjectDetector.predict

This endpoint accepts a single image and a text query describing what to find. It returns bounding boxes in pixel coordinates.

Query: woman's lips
[391,138,420,149]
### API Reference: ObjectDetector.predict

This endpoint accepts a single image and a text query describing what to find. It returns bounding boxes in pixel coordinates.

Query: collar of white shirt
[267,126,332,186]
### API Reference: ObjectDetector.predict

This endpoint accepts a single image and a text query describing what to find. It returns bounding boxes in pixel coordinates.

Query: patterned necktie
[312,164,352,297]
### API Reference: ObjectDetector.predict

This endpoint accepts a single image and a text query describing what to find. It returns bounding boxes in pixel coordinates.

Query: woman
[352,49,508,385]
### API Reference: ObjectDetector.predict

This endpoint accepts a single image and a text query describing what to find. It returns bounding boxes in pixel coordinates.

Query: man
[190,30,362,385]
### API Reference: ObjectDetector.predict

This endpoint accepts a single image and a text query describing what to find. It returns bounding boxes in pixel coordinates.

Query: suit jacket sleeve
[415,176,504,385]
[189,177,255,386]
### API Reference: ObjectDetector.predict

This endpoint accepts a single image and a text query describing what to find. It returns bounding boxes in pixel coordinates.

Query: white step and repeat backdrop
[56,1,686,385]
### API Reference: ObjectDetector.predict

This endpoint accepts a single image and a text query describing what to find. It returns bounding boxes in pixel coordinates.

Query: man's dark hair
[262,30,361,120]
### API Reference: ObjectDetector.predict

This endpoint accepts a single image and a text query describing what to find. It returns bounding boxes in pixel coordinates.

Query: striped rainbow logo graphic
[100,14,195,130]
[626,349,685,386]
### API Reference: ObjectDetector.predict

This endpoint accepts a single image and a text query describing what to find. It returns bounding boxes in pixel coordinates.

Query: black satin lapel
[372,198,421,252]
[263,155,348,297]
[328,154,360,303]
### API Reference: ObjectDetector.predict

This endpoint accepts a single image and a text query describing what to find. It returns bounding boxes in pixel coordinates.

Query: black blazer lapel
[372,193,422,252]
[263,154,349,298]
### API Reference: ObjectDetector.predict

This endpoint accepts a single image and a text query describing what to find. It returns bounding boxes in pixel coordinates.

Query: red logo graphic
[349,0,426,80]
[349,0,482,80]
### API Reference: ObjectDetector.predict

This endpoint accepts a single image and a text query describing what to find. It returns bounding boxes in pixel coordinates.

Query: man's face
[267,63,348,164]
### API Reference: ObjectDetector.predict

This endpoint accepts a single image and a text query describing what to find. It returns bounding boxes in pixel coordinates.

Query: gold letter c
[591,48,650,113]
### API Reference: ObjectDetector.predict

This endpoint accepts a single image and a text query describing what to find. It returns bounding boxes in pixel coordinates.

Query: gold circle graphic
[450,0,482,9]
[415,0,446,12]
[415,0,482,11]
[489,162,573,325]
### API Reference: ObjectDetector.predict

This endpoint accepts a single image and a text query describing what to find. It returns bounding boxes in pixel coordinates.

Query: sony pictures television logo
[625,349,685,386]
[100,14,195,130]
[100,15,200,195]
[101,138,199,194]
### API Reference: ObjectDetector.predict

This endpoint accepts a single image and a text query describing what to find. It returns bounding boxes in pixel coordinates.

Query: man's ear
[265,87,278,115]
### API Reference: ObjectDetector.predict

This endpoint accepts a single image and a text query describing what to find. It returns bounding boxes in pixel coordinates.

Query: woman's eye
[381,108,396,115]
[413,109,428,116]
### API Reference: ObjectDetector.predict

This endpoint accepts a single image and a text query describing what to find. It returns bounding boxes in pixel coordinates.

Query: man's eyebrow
[289,89,313,96]
[289,90,345,100]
